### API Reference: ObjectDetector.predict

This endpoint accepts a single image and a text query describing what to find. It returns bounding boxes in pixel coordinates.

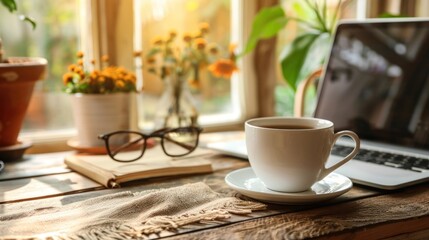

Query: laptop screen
[314,19,429,149]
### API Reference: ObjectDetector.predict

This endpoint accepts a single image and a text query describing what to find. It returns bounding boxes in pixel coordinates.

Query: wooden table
[1,132,428,239]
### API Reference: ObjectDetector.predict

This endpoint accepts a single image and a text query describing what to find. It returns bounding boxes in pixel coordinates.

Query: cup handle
[318,130,360,181]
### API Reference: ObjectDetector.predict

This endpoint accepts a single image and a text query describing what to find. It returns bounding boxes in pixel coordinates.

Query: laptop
[207,18,429,190]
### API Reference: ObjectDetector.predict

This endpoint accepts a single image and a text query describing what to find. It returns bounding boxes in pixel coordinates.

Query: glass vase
[155,74,199,129]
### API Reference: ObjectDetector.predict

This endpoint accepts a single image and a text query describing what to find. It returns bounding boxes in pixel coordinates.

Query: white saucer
[225,167,352,205]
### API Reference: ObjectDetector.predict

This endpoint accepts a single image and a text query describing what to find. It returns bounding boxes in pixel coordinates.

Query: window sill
[21,129,76,154]
[22,122,244,154]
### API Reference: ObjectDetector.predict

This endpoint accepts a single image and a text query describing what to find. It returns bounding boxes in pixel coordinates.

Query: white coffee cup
[245,117,360,192]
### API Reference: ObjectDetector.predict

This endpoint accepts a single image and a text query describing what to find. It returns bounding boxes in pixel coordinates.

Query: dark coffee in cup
[261,125,313,130]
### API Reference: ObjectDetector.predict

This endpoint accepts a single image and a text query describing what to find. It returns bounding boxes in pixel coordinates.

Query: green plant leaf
[305,0,328,33]
[290,0,326,33]
[322,0,327,22]
[1,0,17,12]
[78,82,89,92]
[291,1,306,19]
[1,0,37,29]
[19,15,36,29]
[298,32,331,79]
[259,18,289,38]
[275,85,295,116]
[279,32,320,91]
[241,5,287,56]
[146,48,160,57]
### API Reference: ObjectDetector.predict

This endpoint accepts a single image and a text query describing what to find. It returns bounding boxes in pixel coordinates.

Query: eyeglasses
[98,126,203,162]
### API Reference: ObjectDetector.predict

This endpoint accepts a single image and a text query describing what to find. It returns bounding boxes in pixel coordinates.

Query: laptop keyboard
[331,145,429,173]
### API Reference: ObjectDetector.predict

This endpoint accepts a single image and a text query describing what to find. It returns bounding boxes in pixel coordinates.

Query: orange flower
[188,78,200,89]
[116,67,126,74]
[76,69,85,80]
[124,74,136,83]
[62,73,74,85]
[141,22,237,91]
[146,57,156,64]
[153,37,164,45]
[228,43,238,61]
[228,43,237,53]
[74,67,84,77]
[208,44,218,54]
[183,33,192,43]
[63,52,137,94]
[76,51,84,58]
[208,59,238,78]
[194,38,206,50]
[68,64,77,72]
[133,51,142,57]
[96,76,106,85]
[101,55,109,63]
[169,30,177,39]
[115,80,125,88]
[90,71,100,80]
[193,31,202,39]
[199,22,209,34]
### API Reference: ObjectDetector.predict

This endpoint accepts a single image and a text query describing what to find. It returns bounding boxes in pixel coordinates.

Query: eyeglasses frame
[98,126,203,162]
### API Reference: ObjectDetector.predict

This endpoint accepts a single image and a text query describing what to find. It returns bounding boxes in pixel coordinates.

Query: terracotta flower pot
[0,57,47,147]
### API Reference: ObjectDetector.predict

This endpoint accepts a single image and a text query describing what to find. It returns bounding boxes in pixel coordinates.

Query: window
[133,0,247,130]
[1,0,258,149]
[5,0,427,151]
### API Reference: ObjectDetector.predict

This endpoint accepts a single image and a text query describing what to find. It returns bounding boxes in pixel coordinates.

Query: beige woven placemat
[0,182,266,239]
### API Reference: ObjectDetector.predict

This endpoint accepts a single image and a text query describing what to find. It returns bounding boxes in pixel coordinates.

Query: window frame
[23,0,260,153]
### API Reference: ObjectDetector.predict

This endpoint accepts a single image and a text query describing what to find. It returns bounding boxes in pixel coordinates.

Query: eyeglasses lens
[108,132,145,161]
[163,128,199,156]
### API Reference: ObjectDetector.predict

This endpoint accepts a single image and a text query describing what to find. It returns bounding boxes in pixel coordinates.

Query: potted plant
[242,0,342,116]
[0,0,47,159]
[62,52,137,150]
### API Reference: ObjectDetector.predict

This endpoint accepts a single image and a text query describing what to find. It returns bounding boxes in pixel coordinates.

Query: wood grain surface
[1,134,428,239]
[0,172,103,204]
[164,184,429,240]
[0,151,71,181]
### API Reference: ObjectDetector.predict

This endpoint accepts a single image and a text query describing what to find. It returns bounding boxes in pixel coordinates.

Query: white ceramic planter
[71,93,133,147]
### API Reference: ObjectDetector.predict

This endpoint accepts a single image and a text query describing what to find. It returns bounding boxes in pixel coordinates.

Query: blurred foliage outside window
[135,0,235,130]
[6,0,423,135]
[0,0,80,132]
[1,0,236,134]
